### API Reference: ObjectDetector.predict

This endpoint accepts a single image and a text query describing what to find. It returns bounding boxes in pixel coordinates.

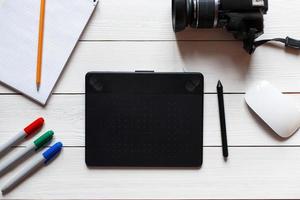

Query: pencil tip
[36,84,40,91]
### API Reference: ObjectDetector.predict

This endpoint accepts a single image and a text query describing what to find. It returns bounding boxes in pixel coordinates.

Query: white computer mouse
[245,81,300,138]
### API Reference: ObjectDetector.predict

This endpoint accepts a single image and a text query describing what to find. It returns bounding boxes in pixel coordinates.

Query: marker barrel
[1,156,45,194]
[0,130,53,177]
[0,143,36,177]
[1,142,62,194]
[0,131,26,158]
[0,118,44,159]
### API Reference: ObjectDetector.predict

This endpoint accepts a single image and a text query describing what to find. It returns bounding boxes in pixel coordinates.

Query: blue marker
[1,142,63,194]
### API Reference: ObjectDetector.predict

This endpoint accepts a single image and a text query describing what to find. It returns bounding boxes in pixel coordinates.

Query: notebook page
[0,0,98,105]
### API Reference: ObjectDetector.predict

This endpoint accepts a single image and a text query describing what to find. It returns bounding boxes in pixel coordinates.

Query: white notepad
[0,0,98,105]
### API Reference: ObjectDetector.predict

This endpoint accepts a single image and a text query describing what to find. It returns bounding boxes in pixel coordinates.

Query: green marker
[0,130,54,177]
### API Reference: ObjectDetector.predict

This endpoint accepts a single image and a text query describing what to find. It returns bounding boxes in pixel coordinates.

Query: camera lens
[172,0,188,32]
[172,0,219,32]
[195,0,219,28]
[172,0,270,53]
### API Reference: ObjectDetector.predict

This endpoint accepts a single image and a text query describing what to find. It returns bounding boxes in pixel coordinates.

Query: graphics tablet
[85,72,204,167]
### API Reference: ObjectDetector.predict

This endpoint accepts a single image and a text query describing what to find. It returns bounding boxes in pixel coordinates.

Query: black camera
[172,0,269,53]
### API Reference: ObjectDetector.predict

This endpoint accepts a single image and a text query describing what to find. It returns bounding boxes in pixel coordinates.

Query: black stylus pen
[217,80,229,158]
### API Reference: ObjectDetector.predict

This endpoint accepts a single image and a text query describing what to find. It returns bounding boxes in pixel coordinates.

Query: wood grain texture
[0,94,299,147]
[1,41,300,94]
[81,0,300,41]
[1,0,300,94]
[1,0,300,199]
[1,147,300,199]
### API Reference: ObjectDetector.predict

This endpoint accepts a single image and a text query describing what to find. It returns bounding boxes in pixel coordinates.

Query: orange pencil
[36,0,46,91]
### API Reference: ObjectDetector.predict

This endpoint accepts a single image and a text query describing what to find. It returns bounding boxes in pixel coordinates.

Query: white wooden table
[1,0,300,199]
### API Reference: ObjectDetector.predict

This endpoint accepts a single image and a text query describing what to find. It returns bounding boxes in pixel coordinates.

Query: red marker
[0,118,44,159]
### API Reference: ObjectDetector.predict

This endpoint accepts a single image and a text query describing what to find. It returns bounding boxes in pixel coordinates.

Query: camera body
[173,0,268,53]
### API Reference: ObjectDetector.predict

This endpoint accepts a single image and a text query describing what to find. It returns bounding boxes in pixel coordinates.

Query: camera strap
[245,37,300,54]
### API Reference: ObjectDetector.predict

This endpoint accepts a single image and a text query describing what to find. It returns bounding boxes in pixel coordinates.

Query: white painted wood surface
[1,0,300,199]
[1,94,300,147]
[80,0,300,41]
[1,148,300,199]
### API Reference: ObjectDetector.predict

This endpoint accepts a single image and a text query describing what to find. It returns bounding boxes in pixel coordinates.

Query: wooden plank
[80,0,300,41]
[1,41,299,94]
[37,41,300,94]
[1,147,300,199]
[0,94,300,147]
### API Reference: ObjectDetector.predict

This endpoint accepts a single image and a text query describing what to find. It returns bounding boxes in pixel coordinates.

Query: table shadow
[175,32,252,80]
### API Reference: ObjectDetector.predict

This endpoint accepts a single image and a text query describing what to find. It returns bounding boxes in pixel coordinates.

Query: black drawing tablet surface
[85,72,204,167]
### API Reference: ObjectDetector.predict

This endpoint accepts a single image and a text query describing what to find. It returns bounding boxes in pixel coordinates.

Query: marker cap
[23,117,44,137]
[33,130,54,150]
[42,142,63,163]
